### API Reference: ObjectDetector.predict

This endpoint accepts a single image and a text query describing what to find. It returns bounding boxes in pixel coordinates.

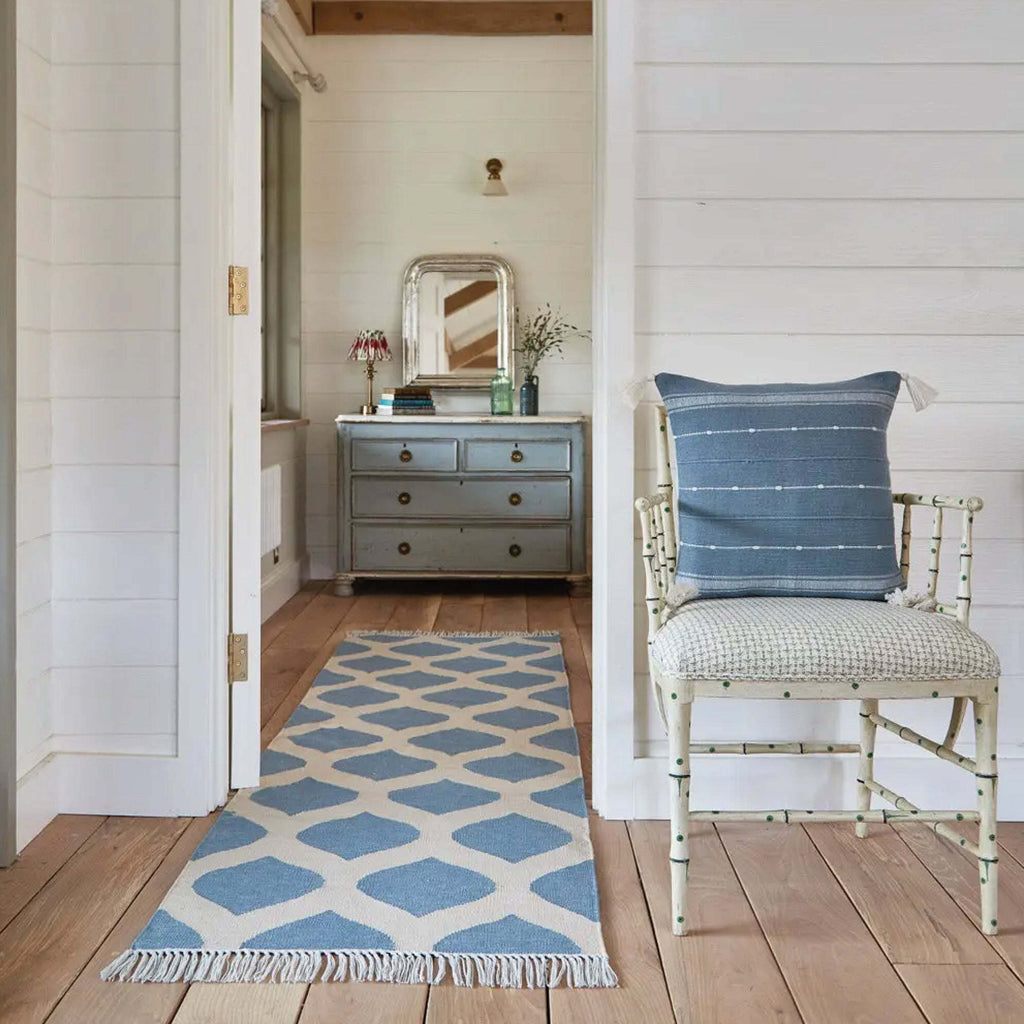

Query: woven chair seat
[651,597,1000,683]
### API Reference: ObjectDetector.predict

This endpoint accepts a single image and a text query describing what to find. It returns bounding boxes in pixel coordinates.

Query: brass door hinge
[228,265,249,315]
[228,633,249,683]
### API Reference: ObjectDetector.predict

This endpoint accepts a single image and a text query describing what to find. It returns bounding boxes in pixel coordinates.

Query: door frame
[177,0,638,815]
[1,0,18,866]
[176,0,233,810]
[178,0,263,805]
[590,0,637,819]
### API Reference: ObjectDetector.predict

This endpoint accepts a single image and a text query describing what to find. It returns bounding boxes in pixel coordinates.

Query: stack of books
[377,386,435,416]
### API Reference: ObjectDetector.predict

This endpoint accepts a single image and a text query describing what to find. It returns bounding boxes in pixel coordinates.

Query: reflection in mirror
[403,255,514,390]
[418,271,499,377]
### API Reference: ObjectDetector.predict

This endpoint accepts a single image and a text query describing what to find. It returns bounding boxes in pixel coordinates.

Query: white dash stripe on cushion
[683,484,890,492]
[672,425,883,439]
[679,542,890,551]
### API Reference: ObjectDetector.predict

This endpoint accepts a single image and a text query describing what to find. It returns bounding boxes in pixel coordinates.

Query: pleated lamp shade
[348,330,392,362]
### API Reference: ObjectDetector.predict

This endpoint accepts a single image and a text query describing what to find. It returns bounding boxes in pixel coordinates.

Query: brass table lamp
[348,329,392,414]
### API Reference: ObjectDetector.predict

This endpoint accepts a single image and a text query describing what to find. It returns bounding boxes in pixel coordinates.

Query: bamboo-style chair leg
[667,694,692,935]
[974,694,999,934]
[856,698,879,838]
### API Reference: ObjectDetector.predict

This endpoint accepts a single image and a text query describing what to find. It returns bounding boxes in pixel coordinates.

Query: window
[260,63,301,419]
[261,84,281,416]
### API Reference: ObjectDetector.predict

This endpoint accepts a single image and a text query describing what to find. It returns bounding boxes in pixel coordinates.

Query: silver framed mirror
[402,254,515,390]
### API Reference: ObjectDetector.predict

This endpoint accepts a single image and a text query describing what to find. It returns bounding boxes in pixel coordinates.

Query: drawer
[464,439,571,473]
[351,438,457,473]
[352,524,571,573]
[352,477,571,520]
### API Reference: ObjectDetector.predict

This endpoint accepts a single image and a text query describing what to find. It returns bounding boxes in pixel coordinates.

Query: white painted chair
[636,407,1001,937]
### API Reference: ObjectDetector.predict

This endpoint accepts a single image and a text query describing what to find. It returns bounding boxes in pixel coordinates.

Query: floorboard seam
[892,824,1023,984]
[713,823,809,1024]
[623,821,681,1024]
[40,816,193,1023]
[800,823,930,1019]
[0,814,108,938]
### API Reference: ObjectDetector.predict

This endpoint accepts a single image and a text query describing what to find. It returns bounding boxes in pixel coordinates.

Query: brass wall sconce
[482,158,508,197]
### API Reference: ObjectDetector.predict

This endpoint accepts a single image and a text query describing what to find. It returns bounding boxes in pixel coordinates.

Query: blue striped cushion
[655,371,904,600]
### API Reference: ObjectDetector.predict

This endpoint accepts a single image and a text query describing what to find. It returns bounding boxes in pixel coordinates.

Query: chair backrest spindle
[900,502,913,585]
[927,506,943,599]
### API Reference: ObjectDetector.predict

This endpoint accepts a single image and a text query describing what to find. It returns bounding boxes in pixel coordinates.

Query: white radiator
[261,465,282,557]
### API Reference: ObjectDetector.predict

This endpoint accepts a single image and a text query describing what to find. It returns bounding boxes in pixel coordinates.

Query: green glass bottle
[489,369,513,415]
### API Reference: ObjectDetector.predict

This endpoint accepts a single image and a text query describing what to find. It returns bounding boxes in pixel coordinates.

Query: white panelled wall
[13,0,181,847]
[49,0,180,762]
[298,34,594,578]
[261,426,307,620]
[628,0,1024,817]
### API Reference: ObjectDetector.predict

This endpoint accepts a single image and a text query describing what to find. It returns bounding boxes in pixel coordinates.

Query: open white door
[228,0,263,789]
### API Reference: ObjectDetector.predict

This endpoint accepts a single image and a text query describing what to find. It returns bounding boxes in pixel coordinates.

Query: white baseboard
[630,752,1024,820]
[16,754,59,852]
[54,752,225,818]
[261,555,306,622]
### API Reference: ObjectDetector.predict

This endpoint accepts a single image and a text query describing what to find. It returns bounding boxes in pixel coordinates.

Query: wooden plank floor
[1,580,1021,1023]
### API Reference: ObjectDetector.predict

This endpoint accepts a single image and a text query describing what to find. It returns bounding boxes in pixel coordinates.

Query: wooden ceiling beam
[313,1,592,36]
[285,0,315,34]
[444,279,498,317]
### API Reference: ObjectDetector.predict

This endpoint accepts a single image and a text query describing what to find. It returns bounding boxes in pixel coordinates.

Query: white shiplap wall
[261,426,308,620]
[45,0,180,794]
[298,35,594,578]
[15,0,55,845]
[631,0,1024,813]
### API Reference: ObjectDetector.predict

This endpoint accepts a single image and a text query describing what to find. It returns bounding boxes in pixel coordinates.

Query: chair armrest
[636,492,674,637]
[892,492,984,624]
[893,493,983,513]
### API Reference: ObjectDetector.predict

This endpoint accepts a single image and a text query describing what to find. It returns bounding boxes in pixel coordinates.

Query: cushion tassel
[662,582,699,621]
[901,372,938,412]
[622,374,655,408]
[886,588,938,611]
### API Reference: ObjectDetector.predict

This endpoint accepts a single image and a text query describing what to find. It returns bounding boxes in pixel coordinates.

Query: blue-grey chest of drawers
[334,414,588,595]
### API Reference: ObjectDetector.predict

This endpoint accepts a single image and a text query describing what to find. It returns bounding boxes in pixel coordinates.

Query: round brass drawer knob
[508,493,522,506]
[399,448,413,463]
[509,543,522,558]
[510,449,524,463]
[398,492,411,505]
[398,542,411,555]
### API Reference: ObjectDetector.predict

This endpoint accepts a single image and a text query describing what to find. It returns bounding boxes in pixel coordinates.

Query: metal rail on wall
[261,0,327,92]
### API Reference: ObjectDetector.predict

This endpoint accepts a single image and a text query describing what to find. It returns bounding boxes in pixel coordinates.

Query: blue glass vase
[519,374,539,416]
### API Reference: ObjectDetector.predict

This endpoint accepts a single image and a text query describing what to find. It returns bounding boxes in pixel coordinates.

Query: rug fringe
[100,949,618,988]
[345,630,561,638]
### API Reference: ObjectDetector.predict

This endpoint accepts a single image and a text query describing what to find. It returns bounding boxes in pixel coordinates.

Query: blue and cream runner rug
[103,631,616,988]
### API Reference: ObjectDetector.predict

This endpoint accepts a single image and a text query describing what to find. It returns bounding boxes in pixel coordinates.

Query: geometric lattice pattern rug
[103,632,617,988]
